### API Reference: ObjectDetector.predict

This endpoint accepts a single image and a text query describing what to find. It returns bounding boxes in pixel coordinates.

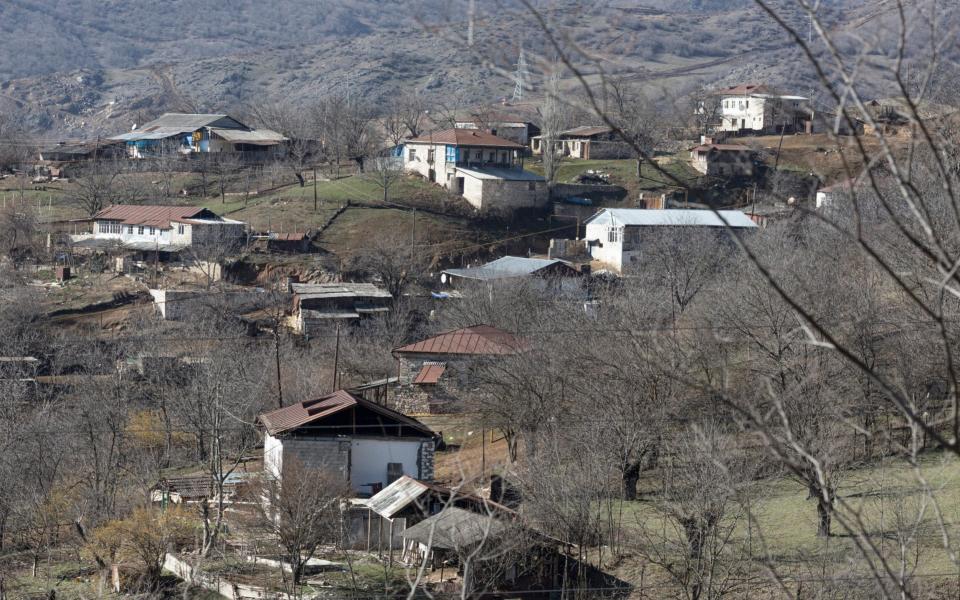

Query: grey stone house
[392,325,527,415]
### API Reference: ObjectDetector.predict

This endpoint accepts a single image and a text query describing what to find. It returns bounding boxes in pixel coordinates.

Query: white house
[716,84,811,135]
[816,179,855,209]
[259,390,436,496]
[584,208,759,273]
[403,128,547,211]
[89,205,247,252]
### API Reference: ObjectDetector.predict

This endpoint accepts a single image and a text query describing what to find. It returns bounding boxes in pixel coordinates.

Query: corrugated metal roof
[365,476,431,518]
[559,125,612,137]
[258,389,434,436]
[443,256,571,281]
[394,325,526,356]
[405,128,524,148]
[585,208,759,229]
[110,127,194,141]
[292,282,392,300]
[690,144,751,153]
[455,167,544,181]
[141,113,247,130]
[413,362,446,384]
[401,507,509,550]
[209,127,288,144]
[94,205,210,228]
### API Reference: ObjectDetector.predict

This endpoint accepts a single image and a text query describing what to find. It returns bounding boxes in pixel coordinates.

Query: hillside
[0,0,938,137]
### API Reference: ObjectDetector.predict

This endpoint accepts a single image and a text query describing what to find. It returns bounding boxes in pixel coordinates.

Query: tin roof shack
[402,507,571,597]
[531,126,629,160]
[454,108,541,145]
[150,473,252,506]
[37,140,124,177]
[259,390,436,497]
[441,256,584,296]
[402,128,547,212]
[290,282,392,335]
[585,208,758,274]
[109,113,286,160]
[689,144,755,177]
[344,475,509,553]
[392,325,527,415]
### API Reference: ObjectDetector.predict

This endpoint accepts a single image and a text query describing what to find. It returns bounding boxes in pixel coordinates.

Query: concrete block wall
[281,438,350,480]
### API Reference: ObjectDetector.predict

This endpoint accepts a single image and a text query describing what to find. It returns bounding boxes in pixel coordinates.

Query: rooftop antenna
[512,47,529,102]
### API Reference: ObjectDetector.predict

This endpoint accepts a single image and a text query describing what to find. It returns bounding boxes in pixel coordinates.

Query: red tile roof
[93,205,210,229]
[716,83,771,96]
[405,128,524,149]
[413,362,446,384]
[258,389,434,436]
[394,325,526,356]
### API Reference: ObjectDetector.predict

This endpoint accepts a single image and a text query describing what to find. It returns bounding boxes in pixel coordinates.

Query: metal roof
[209,127,288,144]
[292,282,392,300]
[405,128,524,149]
[585,208,758,229]
[110,127,193,141]
[258,389,434,437]
[413,362,446,384]
[559,125,612,137]
[394,325,526,356]
[455,167,544,181]
[139,113,248,130]
[366,475,431,518]
[401,507,509,551]
[690,144,752,153]
[93,205,211,228]
[443,256,572,281]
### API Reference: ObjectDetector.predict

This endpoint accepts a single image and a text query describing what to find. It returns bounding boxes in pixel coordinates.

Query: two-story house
[585,208,758,273]
[716,84,811,135]
[89,205,247,252]
[259,389,436,496]
[689,144,755,177]
[403,129,547,211]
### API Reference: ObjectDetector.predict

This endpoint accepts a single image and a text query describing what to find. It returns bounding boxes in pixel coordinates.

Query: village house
[441,256,583,294]
[110,113,287,159]
[392,325,526,414]
[36,140,125,177]
[259,389,436,496]
[290,282,392,335]
[585,208,758,273]
[816,179,855,209]
[689,143,755,177]
[454,109,541,145]
[716,84,812,134]
[81,205,246,253]
[531,126,628,159]
[403,128,547,211]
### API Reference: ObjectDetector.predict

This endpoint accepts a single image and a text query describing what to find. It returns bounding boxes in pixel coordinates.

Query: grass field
[616,451,960,585]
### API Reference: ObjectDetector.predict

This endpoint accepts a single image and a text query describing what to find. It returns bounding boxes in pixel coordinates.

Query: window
[148,227,155,235]
[745,100,749,108]
[138,226,144,235]
[527,182,536,191]
[427,149,435,162]
[474,150,482,160]
[127,226,133,234]
[178,224,185,235]
[608,226,622,243]
[408,148,417,161]
[488,151,495,162]
[445,145,457,162]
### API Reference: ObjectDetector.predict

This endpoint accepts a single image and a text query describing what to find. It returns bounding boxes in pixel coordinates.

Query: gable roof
[585,208,759,229]
[691,143,752,153]
[405,128,524,149]
[443,256,575,281]
[93,205,217,229]
[292,282,392,300]
[258,389,434,437]
[394,325,526,356]
[559,125,613,138]
[109,114,251,142]
[716,83,771,96]
[401,507,511,550]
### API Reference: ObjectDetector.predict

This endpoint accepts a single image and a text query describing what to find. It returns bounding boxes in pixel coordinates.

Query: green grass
[619,452,960,579]
[526,156,706,192]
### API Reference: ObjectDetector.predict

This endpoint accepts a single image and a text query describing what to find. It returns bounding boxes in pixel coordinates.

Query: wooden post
[377,517,383,558]
[388,519,394,567]
[366,508,372,553]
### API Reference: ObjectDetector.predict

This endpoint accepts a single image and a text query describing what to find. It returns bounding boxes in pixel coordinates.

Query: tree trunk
[622,463,641,501]
[816,495,832,537]
[295,172,306,187]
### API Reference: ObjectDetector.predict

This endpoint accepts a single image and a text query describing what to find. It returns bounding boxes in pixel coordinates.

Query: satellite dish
[440,273,448,285]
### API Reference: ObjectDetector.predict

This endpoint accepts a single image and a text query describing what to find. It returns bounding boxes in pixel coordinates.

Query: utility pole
[467,0,476,47]
[313,166,318,211]
[512,48,529,102]
[332,323,341,392]
[274,323,284,408]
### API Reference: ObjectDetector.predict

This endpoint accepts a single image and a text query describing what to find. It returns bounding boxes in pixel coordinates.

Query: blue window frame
[445,145,458,163]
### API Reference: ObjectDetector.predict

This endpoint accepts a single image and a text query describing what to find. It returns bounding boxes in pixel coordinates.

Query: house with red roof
[402,128,547,211]
[715,83,812,135]
[86,204,246,252]
[391,325,527,414]
[259,389,436,496]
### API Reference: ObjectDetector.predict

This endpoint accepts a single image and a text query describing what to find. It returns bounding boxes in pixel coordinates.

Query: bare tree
[366,155,405,204]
